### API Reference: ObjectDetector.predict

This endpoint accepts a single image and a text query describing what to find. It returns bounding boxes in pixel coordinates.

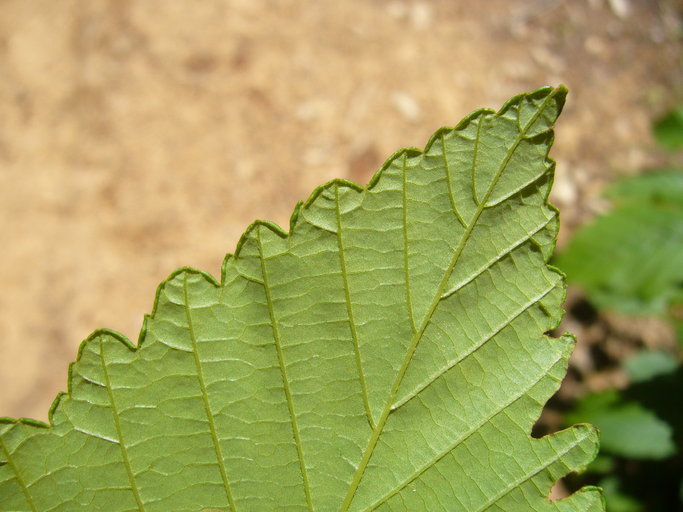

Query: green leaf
[605,168,683,206]
[624,350,678,383]
[0,87,603,511]
[597,477,642,512]
[653,106,683,151]
[556,170,683,314]
[674,317,683,348]
[567,391,676,460]
[583,454,616,475]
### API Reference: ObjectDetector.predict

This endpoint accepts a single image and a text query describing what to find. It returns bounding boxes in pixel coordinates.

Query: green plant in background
[556,169,683,317]
[556,105,683,512]
[653,106,683,152]
[0,88,604,511]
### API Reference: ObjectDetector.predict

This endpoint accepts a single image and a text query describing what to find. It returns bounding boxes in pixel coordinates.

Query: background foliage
[555,106,683,512]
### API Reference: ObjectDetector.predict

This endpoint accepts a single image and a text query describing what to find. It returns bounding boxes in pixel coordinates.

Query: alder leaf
[0,86,603,511]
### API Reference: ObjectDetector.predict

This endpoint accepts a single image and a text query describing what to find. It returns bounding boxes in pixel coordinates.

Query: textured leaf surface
[0,87,603,511]
[556,169,683,314]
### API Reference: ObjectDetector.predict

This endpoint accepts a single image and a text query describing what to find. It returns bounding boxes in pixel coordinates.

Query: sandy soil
[0,0,681,421]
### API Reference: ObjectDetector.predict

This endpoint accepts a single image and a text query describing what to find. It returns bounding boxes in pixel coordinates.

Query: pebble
[391,91,422,122]
[608,0,631,18]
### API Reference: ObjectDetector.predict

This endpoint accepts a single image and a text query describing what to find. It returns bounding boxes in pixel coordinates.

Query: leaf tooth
[471,424,598,512]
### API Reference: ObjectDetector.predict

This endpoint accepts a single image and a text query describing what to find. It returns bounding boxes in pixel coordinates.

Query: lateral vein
[335,186,376,430]
[440,217,552,301]
[99,336,146,512]
[257,229,314,511]
[441,132,468,228]
[0,435,37,512]
[183,274,238,512]
[473,432,589,512]
[402,154,417,334]
[392,282,557,410]
[471,115,484,205]
[368,353,565,510]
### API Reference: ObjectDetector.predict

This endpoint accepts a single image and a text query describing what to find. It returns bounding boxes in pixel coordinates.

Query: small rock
[509,20,530,39]
[391,91,422,123]
[552,168,578,205]
[607,0,630,18]
[386,1,408,19]
[303,143,333,166]
[411,2,433,30]
[649,26,665,44]
[531,46,564,73]
[296,99,323,121]
[584,36,607,56]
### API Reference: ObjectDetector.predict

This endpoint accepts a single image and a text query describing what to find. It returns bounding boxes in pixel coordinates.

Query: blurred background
[0,0,681,510]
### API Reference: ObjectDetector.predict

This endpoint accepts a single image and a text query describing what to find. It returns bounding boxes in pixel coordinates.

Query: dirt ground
[0,0,681,421]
